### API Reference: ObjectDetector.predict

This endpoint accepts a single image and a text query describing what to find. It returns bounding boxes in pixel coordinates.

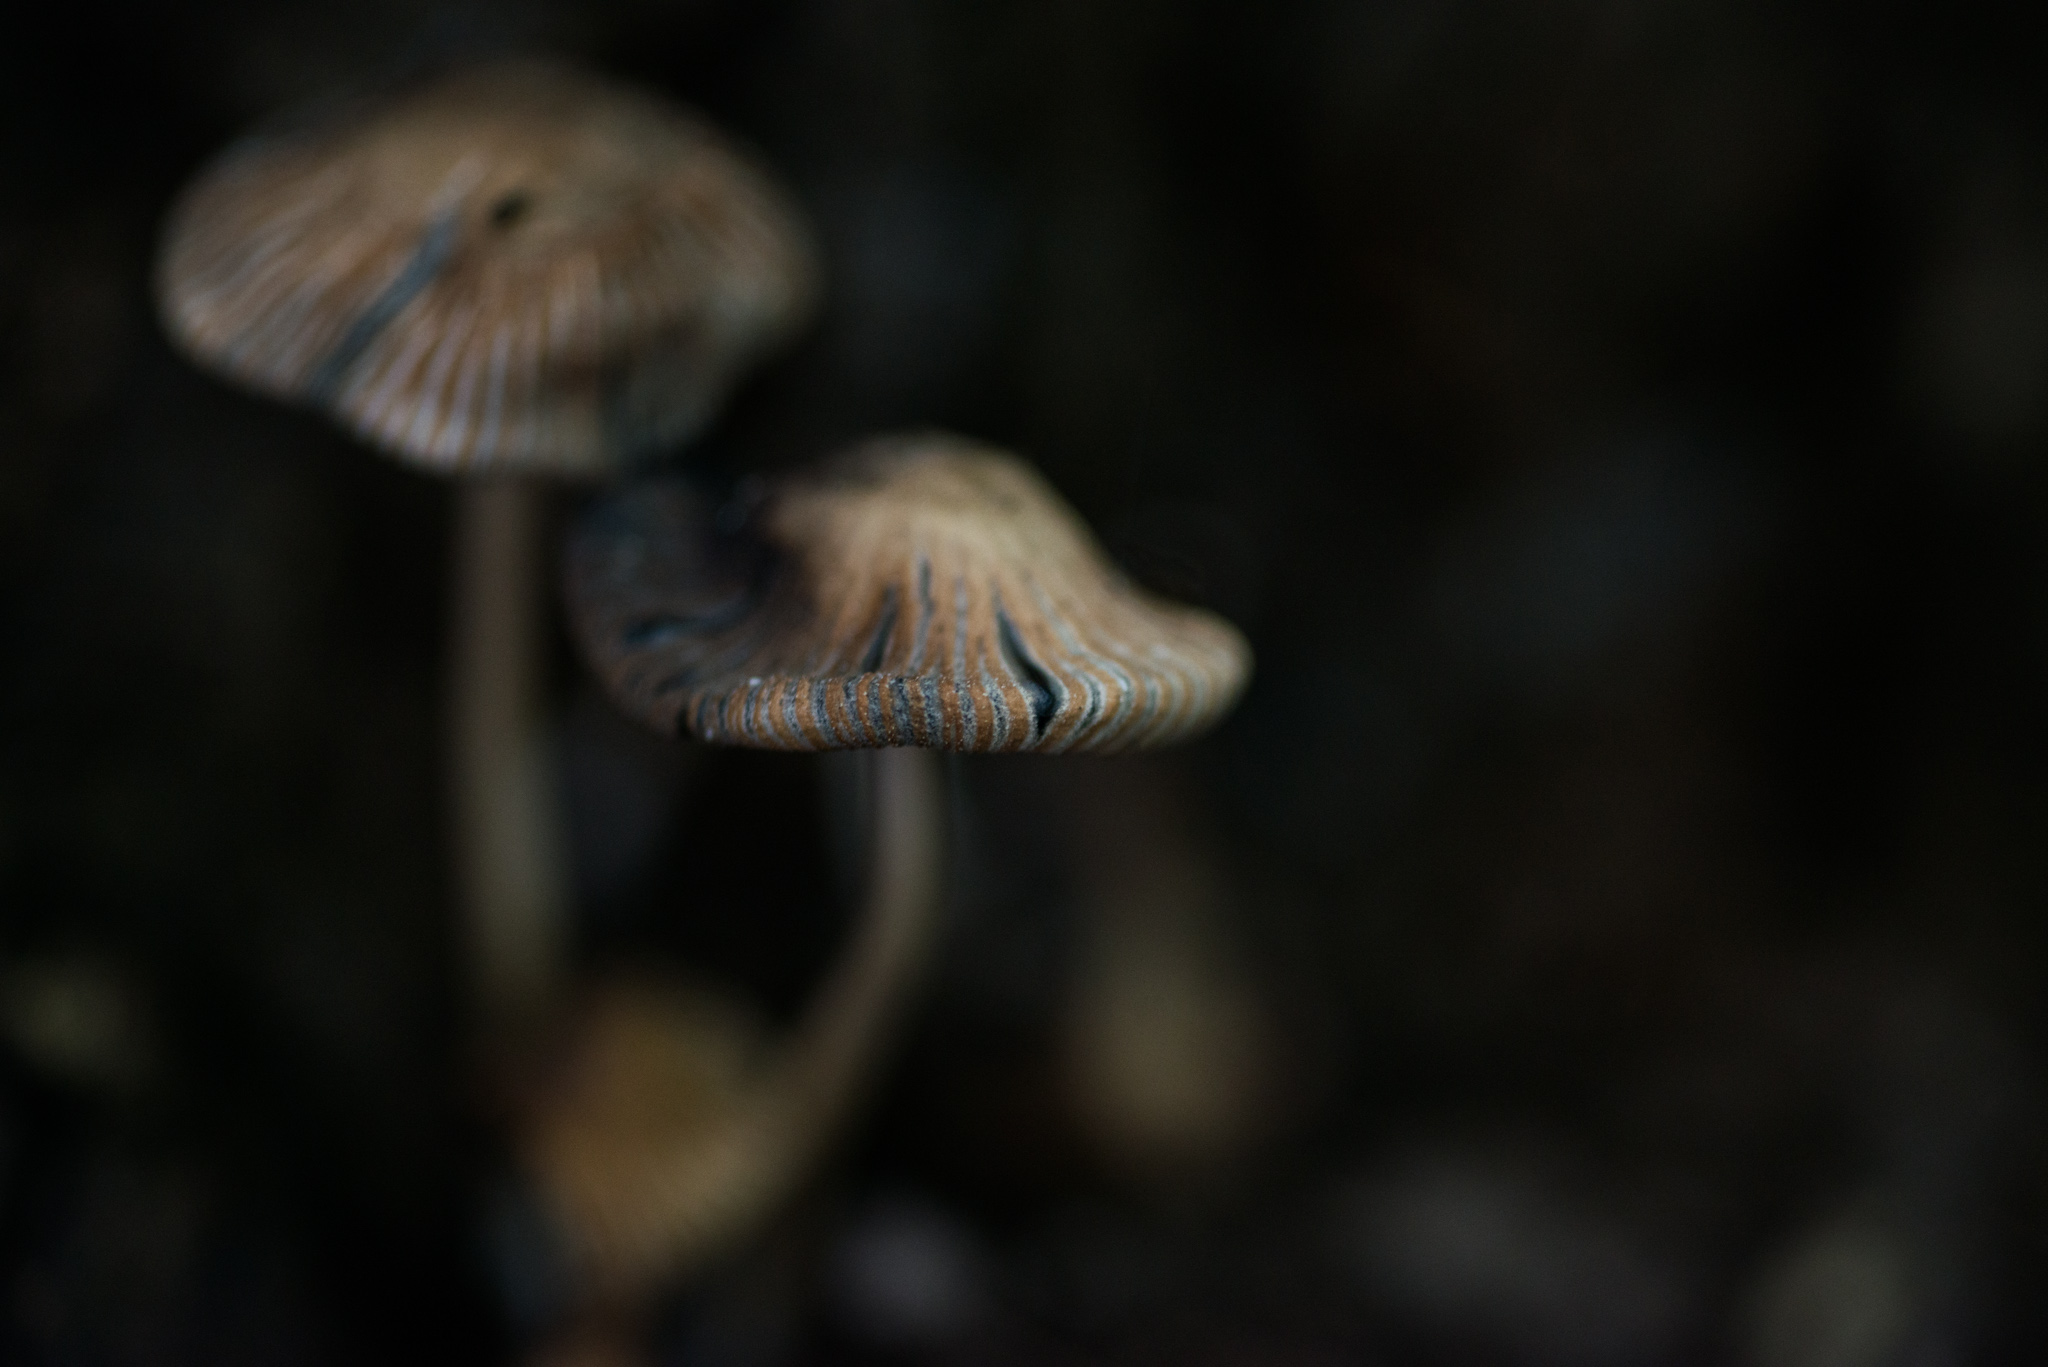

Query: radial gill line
[781,683,804,747]
[741,680,764,743]
[841,677,868,745]
[811,678,841,747]
[979,647,1011,751]
[889,677,914,745]
[951,576,976,748]
[909,557,936,668]
[994,604,1061,744]
[857,676,881,746]
[308,211,460,400]
[1067,605,1142,739]
[1028,581,1127,751]
[859,589,899,674]
[920,676,944,747]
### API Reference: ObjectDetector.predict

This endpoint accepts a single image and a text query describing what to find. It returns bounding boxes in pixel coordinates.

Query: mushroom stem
[450,477,572,1041]
[759,744,945,1153]
[647,743,946,1282]
[524,745,946,1304]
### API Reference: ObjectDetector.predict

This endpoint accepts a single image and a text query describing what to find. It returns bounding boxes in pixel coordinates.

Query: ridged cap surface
[567,433,1253,752]
[156,57,817,478]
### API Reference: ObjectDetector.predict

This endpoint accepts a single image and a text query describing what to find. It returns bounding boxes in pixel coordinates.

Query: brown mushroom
[154,57,818,1035]
[157,57,813,477]
[1052,757,1280,1191]
[517,433,1252,1328]
[568,431,1252,753]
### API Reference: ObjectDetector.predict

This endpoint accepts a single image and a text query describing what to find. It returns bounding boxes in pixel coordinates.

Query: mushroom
[570,430,1251,752]
[527,431,1251,1324]
[153,57,818,1036]
[1051,756,1280,1191]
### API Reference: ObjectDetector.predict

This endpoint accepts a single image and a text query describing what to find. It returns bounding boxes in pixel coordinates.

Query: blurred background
[3,0,2048,1362]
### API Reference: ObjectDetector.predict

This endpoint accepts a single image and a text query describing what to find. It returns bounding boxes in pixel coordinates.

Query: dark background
[3,1,2047,1362]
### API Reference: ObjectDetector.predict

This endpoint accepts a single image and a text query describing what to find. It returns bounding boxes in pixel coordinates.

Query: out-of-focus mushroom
[1053,757,1279,1191]
[0,955,158,1099]
[154,57,818,1036]
[156,57,815,477]
[521,432,1251,1330]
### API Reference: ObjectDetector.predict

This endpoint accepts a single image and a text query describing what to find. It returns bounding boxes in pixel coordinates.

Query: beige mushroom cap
[156,57,818,479]
[568,432,1253,752]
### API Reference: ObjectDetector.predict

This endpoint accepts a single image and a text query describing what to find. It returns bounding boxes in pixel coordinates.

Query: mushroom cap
[567,433,1253,752]
[156,57,818,479]
[517,976,773,1292]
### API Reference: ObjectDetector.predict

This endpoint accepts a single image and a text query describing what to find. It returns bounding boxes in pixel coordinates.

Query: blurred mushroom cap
[567,432,1253,752]
[156,57,818,479]
[518,976,772,1291]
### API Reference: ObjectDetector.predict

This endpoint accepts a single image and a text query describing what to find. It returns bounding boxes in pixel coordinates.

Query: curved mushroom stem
[451,477,573,1045]
[756,744,945,1164]
[521,746,946,1313]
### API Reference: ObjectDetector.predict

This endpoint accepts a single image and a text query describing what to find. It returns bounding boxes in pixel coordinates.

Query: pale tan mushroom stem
[524,744,945,1303]
[632,745,944,1282]
[759,744,944,1161]
[450,478,572,1034]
